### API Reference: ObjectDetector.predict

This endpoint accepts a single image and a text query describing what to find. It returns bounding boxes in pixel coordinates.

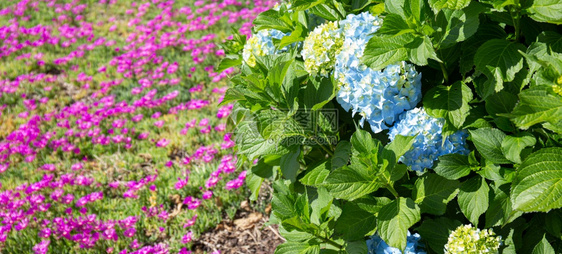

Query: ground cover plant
[0,0,278,253]
[221,0,562,253]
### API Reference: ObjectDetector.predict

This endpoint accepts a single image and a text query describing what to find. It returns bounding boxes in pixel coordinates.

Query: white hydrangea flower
[301,21,344,77]
[445,224,501,254]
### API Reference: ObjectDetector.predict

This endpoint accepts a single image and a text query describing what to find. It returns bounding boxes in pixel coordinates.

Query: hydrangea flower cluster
[242,29,292,67]
[444,225,502,254]
[367,231,427,254]
[388,107,469,172]
[334,12,422,133]
[301,21,344,77]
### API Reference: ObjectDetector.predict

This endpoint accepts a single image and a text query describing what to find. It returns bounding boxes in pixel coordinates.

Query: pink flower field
[0,0,276,253]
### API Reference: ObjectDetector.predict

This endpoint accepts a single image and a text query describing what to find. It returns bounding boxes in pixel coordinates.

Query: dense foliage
[220,0,562,253]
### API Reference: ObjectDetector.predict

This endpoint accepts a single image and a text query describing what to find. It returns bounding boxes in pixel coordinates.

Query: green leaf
[485,91,518,116]
[309,4,343,21]
[526,0,562,25]
[429,0,471,12]
[376,14,411,35]
[532,235,556,254]
[474,39,526,94]
[281,146,301,182]
[279,25,306,49]
[363,33,415,71]
[501,86,562,131]
[501,133,536,164]
[335,201,378,241]
[417,218,463,254]
[350,129,380,155]
[275,241,320,254]
[511,147,562,212]
[235,119,290,159]
[458,176,490,225]
[382,135,417,167]
[469,128,511,164]
[217,56,242,73]
[434,154,473,180]
[253,10,293,33]
[345,241,368,254]
[433,2,485,48]
[332,141,352,170]
[246,172,264,201]
[424,81,473,129]
[310,187,333,225]
[413,174,460,215]
[408,36,441,66]
[485,183,522,228]
[322,165,381,200]
[301,160,331,186]
[460,23,507,74]
[538,31,562,53]
[377,197,421,251]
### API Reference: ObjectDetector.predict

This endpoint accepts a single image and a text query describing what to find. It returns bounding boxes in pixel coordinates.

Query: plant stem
[440,62,449,83]
[311,136,334,156]
[316,234,344,249]
[386,184,400,198]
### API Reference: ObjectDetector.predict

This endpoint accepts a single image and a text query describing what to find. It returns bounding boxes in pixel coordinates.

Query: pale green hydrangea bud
[444,224,501,254]
[301,21,344,77]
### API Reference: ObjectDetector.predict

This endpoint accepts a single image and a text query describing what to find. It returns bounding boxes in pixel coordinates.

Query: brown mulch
[192,201,285,254]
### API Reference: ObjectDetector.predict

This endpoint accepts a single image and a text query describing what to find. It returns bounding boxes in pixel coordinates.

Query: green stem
[509,6,521,42]
[387,184,400,198]
[311,136,334,156]
[440,62,449,83]
[316,234,344,249]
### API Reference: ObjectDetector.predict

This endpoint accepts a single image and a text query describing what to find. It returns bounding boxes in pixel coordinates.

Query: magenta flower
[155,138,169,147]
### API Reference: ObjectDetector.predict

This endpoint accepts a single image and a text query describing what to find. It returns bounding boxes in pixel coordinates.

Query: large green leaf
[275,241,320,254]
[458,176,490,225]
[322,165,381,200]
[363,33,415,71]
[424,81,473,129]
[532,235,556,254]
[526,0,562,25]
[501,133,536,164]
[485,183,522,228]
[301,160,331,186]
[281,146,301,182]
[429,0,471,12]
[474,39,526,96]
[469,128,511,164]
[433,2,485,48]
[332,141,352,170]
[253,10,293,33]
[416,218,463,254]
[377,197,421,251]
[334,201,377,241]
[501,86,562,132]
[434,154,474,180]
[511,147,562,212]
[413,174,460,215]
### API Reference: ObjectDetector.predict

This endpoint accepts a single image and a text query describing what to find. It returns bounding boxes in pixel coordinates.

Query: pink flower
[154,120,164,128]
[202,190,213,200]
[156,139,169,147]
[71,163,83,171]
[181,231,193,244]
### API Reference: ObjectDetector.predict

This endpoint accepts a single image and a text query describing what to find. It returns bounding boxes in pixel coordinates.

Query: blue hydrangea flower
[334,12,422,133]
[242,29,294,67]
[388,107,470,173]
[367,231,427,254]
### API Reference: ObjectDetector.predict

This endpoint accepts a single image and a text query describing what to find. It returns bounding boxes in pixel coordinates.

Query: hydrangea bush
[222,0,562,252]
